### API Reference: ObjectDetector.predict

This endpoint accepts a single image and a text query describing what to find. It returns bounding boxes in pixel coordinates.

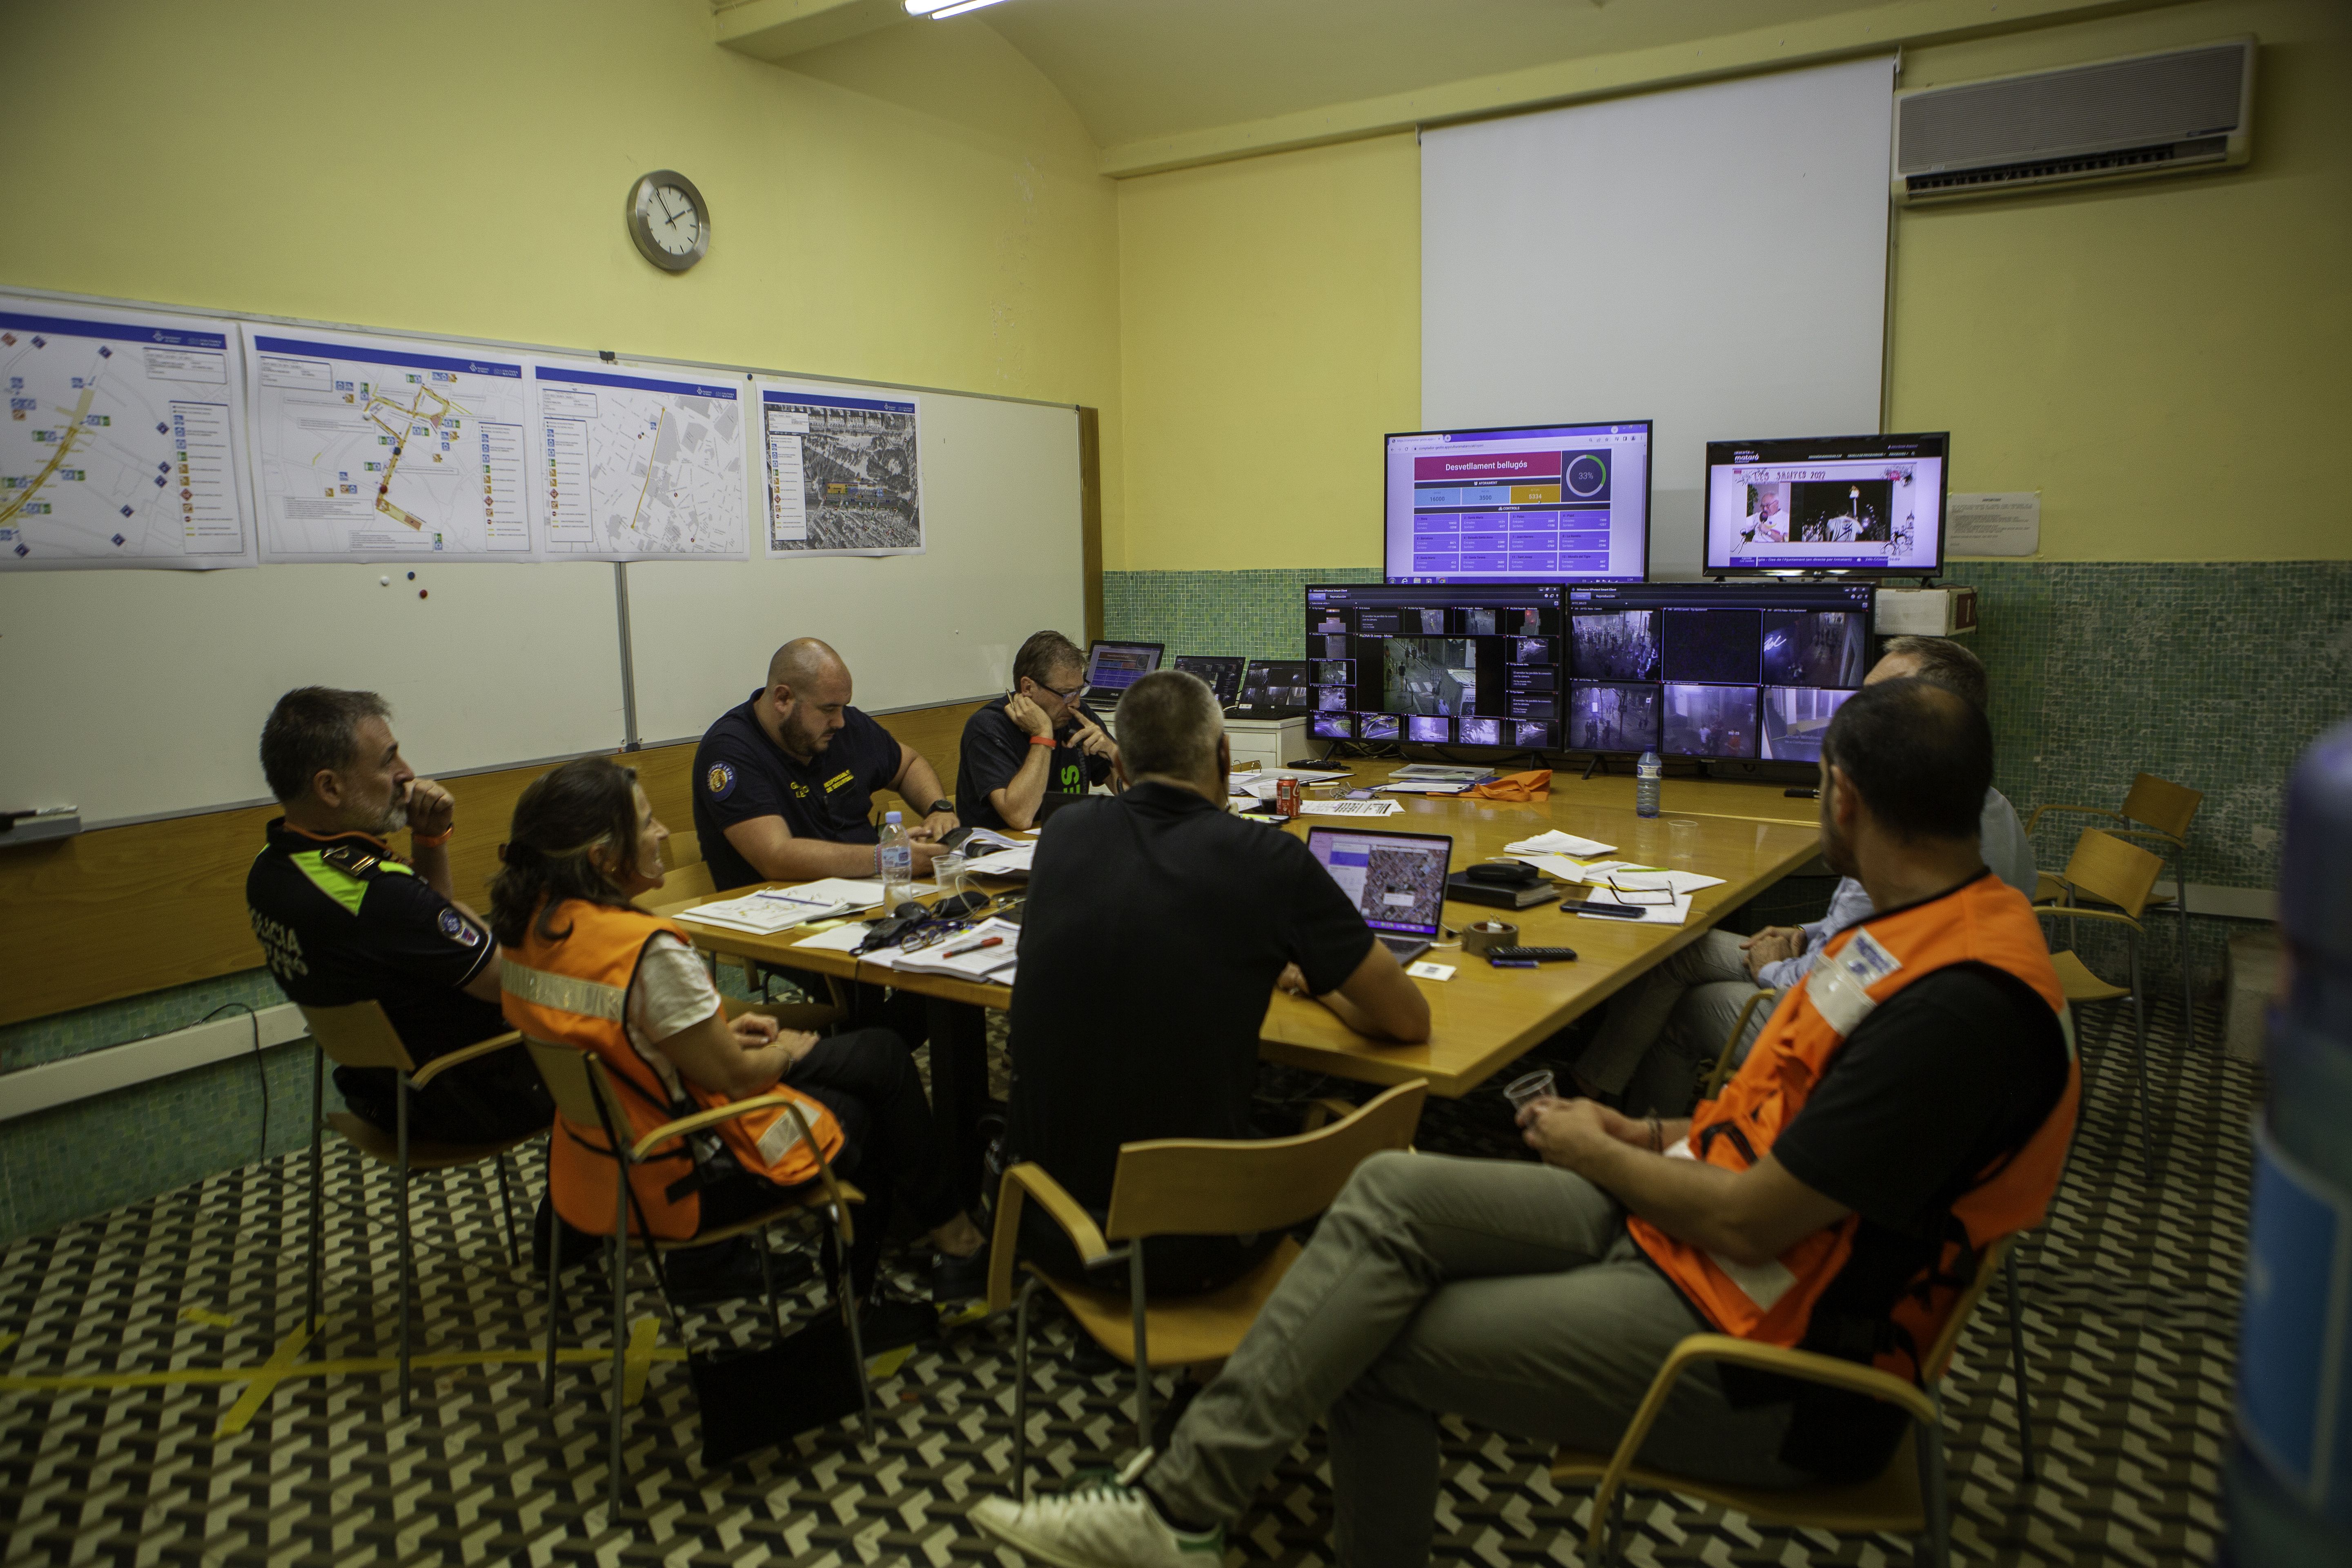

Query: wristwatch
[928,799,956,817]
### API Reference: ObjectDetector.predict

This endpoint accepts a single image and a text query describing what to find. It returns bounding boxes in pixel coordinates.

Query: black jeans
[698,1027,958,1293]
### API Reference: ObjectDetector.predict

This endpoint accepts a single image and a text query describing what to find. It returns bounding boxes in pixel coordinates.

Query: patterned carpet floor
[0,991,2246,1566]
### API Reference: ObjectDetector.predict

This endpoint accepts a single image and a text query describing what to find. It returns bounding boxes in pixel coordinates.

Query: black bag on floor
[687,1312,864,1469]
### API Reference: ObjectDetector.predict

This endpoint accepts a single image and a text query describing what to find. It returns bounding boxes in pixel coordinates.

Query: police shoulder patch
[706,761,736,801]
[437,907,483,947]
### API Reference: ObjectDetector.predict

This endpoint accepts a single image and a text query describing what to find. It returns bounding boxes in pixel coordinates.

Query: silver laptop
[1305,826,1453,965]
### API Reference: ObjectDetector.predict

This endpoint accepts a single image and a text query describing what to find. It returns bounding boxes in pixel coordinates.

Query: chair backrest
[1102,1079,1427,1243]
[2120,773,2202,841]
[644,857,718,909]
[1920,1232,2020,1386]
[297,1000,419,1075]
[523,1035,626,1137]
[2060,827,2164,916]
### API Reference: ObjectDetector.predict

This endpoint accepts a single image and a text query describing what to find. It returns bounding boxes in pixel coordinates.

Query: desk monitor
[1082,639,1162,699]
[1305,582,1566,751]
[1305,826,1453,941]
[1172,655,1245,704]
[1704,432,1948,575]
[1563,581,1876,762]
[1237,658,1311,715]
[1385,419,1650,585]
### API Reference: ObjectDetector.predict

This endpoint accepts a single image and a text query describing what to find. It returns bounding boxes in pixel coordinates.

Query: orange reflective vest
[501,898,844,1240]
[1629,871,2078,1384]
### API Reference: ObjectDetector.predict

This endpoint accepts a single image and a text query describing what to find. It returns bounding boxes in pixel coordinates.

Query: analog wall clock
[626,170,710,272]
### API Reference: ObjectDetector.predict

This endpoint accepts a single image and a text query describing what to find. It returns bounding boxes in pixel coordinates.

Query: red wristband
[1027,735,1055,747]
[412,826,453,849]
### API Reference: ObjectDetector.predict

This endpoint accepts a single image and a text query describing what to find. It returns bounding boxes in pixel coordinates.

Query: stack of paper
[953,828,1030,854]
[1504,830,1617,858]
[893,917,1022,983]
[1377,764,1493,795]
[962,841,1038,877]
[1299,797,1404,818]
[677,888,866,935]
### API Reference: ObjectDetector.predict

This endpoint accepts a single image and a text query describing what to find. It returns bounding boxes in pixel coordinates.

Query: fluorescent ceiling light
[905,0,1012,17]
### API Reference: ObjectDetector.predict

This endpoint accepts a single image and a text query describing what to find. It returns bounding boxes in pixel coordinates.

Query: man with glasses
[956,630,1121,832]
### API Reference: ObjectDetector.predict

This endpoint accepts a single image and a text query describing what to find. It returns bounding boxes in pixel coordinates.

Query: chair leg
[541,1200,564,1409]
[1915,1403,1951,1568]
[608,1179,631,1516]
[307,1046,325,1348]
[2129,935,2156,1156]
[756,1226,785,1342]
[836,1222,872,1438]
[2003,1248,2036,1486]
[1128,1247,1152,1454]
[1012,1276,1039,1501]
[494,1153,520,1269]
[1603,1485,1627,1568]
[2173,852,2194,1048]
[396,1079,412,1419]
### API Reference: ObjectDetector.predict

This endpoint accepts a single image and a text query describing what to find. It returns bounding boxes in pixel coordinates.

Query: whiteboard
[1422,56,1895,580]
[0,560,624,825]
[625,383,1082,744]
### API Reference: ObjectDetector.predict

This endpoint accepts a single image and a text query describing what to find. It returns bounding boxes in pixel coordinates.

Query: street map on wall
[0,296,255,569]
[245,327,534,562]
[532,361,748,560]
[759,383,923,556]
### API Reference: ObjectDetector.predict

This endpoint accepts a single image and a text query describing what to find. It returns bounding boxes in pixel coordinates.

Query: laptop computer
[1082,639,1163,704]
[1305,825,1454,964]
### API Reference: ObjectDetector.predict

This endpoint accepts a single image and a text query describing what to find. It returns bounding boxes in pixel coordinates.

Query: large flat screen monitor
[1563,581,1877,762]
[1704,432,1948,575]
[1237,658,1310,715]
[1385,420,1650,585]
[1172,654,1244,704]
[1305,583,1566,751]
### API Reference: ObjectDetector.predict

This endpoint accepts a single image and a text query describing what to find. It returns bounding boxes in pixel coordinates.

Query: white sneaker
[969,1454,1223,1568]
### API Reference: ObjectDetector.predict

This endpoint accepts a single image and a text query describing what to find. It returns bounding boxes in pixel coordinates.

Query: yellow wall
[1114,134,1419,572]
[0,0,1124,540]
[1113,0,2350,568]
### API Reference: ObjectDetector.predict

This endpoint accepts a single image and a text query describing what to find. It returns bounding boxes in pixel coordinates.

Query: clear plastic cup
[1504,1069,1556,1112]
[1668,818,1701,866]
[932,851,969,904]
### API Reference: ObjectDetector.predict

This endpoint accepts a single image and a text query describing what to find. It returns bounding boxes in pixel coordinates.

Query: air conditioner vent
[1894,39,2253,205]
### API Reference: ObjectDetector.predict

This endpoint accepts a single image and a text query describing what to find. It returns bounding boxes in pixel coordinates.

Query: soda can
[1276,777,1301,817]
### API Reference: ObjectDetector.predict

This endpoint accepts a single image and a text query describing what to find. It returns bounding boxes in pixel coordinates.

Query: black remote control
[1562,900,1646,919]
[1485,946,1579,963]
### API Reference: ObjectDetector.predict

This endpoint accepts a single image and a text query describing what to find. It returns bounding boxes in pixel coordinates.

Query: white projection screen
[1422,56,1895,579]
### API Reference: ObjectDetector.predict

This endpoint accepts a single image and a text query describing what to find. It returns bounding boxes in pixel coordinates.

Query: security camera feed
[1172,655,1244,704]
[1515,720,1558,749]
[1564,581,1875,761]
[1762,686,1855,763]
[1303,583,1567,751]
[1567,682,1661,753]
[1238,659,1310,713]
[1705,432,1947,573]
[1313,713,1354,739]
[1307,828,1453,937]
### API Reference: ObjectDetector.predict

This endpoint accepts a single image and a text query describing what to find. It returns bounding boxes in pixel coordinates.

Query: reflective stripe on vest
[501,899,844,1241]
[1628,872,2079,1384]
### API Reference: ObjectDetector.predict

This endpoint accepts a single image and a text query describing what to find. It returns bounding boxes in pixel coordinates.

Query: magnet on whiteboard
[379,576,390,586]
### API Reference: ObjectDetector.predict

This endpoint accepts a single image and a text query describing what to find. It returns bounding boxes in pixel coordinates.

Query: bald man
[692,639,961,892]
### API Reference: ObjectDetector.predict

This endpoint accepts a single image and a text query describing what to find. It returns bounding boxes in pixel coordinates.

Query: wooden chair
[985,1079,1428,1499]
[1701,987,1781,1102]
[294,1001,544,1415]
[2035,827,2165,1151]
[2027,773,2203,1039]
[521,1008,870,1514]
[1553,1231,2026,1568]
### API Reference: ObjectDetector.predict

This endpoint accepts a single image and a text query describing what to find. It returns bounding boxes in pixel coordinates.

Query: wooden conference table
[653,765,1825,1102]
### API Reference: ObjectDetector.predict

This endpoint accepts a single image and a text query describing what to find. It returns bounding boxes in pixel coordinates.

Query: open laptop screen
[1306,827,1453,939]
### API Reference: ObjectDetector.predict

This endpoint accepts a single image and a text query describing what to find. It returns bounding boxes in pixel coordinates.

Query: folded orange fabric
[1464,769,1552,802]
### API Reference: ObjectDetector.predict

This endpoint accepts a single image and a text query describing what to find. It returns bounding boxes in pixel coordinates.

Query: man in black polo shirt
[245,687,551,1145]
[955,629,1118,831]
[1005,669,1430,1294]
[692,637,961,892]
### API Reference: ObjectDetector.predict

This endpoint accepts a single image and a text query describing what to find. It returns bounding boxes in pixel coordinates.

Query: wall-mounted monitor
[1304,581,1565,750]
[1564,581,1876,762]
[1704,432,1948,575]
[1385,419,1650,585]
[1172,654,1244,704]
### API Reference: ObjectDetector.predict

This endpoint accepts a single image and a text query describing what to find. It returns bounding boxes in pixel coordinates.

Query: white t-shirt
[626,933,723,1101]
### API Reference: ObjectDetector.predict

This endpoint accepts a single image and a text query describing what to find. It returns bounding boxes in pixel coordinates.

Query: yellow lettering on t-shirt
[823,769,855,793]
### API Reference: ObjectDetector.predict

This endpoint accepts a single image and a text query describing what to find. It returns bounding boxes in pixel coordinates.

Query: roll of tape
[1462,920,1519,956]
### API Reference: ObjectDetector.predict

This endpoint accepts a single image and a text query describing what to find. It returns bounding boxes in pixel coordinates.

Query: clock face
[626,171,709,272]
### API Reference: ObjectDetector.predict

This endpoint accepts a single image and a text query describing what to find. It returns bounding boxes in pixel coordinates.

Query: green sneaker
[970,1453,1224,1568]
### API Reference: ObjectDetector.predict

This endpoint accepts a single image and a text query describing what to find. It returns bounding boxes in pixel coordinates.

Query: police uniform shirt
[953,697,1114,831]
[245,820,548,1142]
[692,693,906,892]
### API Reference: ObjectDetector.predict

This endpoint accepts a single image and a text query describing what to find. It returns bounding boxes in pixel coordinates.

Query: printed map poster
[0,295,256,569]
[245,326,535,562]
[531,359,748,561]
[758,382,923,556]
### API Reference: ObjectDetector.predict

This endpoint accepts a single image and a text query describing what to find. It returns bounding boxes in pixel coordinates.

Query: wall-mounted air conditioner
[1893,37,2254,206]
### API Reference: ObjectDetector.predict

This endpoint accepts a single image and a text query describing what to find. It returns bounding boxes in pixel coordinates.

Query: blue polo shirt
[691,693,905,891]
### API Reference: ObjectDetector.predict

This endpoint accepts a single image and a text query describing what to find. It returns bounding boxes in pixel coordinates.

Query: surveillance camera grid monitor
[1238,659,1311,714]
[1304,582,1566,750]
[1385,420,1651,585]
[1704,432,1949,575]
[1305,827,1453,939]
[1564,581,1875,762]
[1172,655,1245,704]
[1082,639,1163,698]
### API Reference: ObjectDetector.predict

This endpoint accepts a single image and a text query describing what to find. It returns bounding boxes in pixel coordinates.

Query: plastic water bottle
[877,811,916,905]
[2228,719,2352,1565]
[1635,751,1662,818]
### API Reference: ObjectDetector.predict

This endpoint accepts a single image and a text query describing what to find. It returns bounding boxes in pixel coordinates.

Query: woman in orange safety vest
[487,757,987,1334]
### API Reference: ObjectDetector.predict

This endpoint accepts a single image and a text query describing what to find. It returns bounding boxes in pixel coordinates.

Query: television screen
[1385,420,1650,584]
[1704,432,1947,574]
[1304,583,1566,750]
